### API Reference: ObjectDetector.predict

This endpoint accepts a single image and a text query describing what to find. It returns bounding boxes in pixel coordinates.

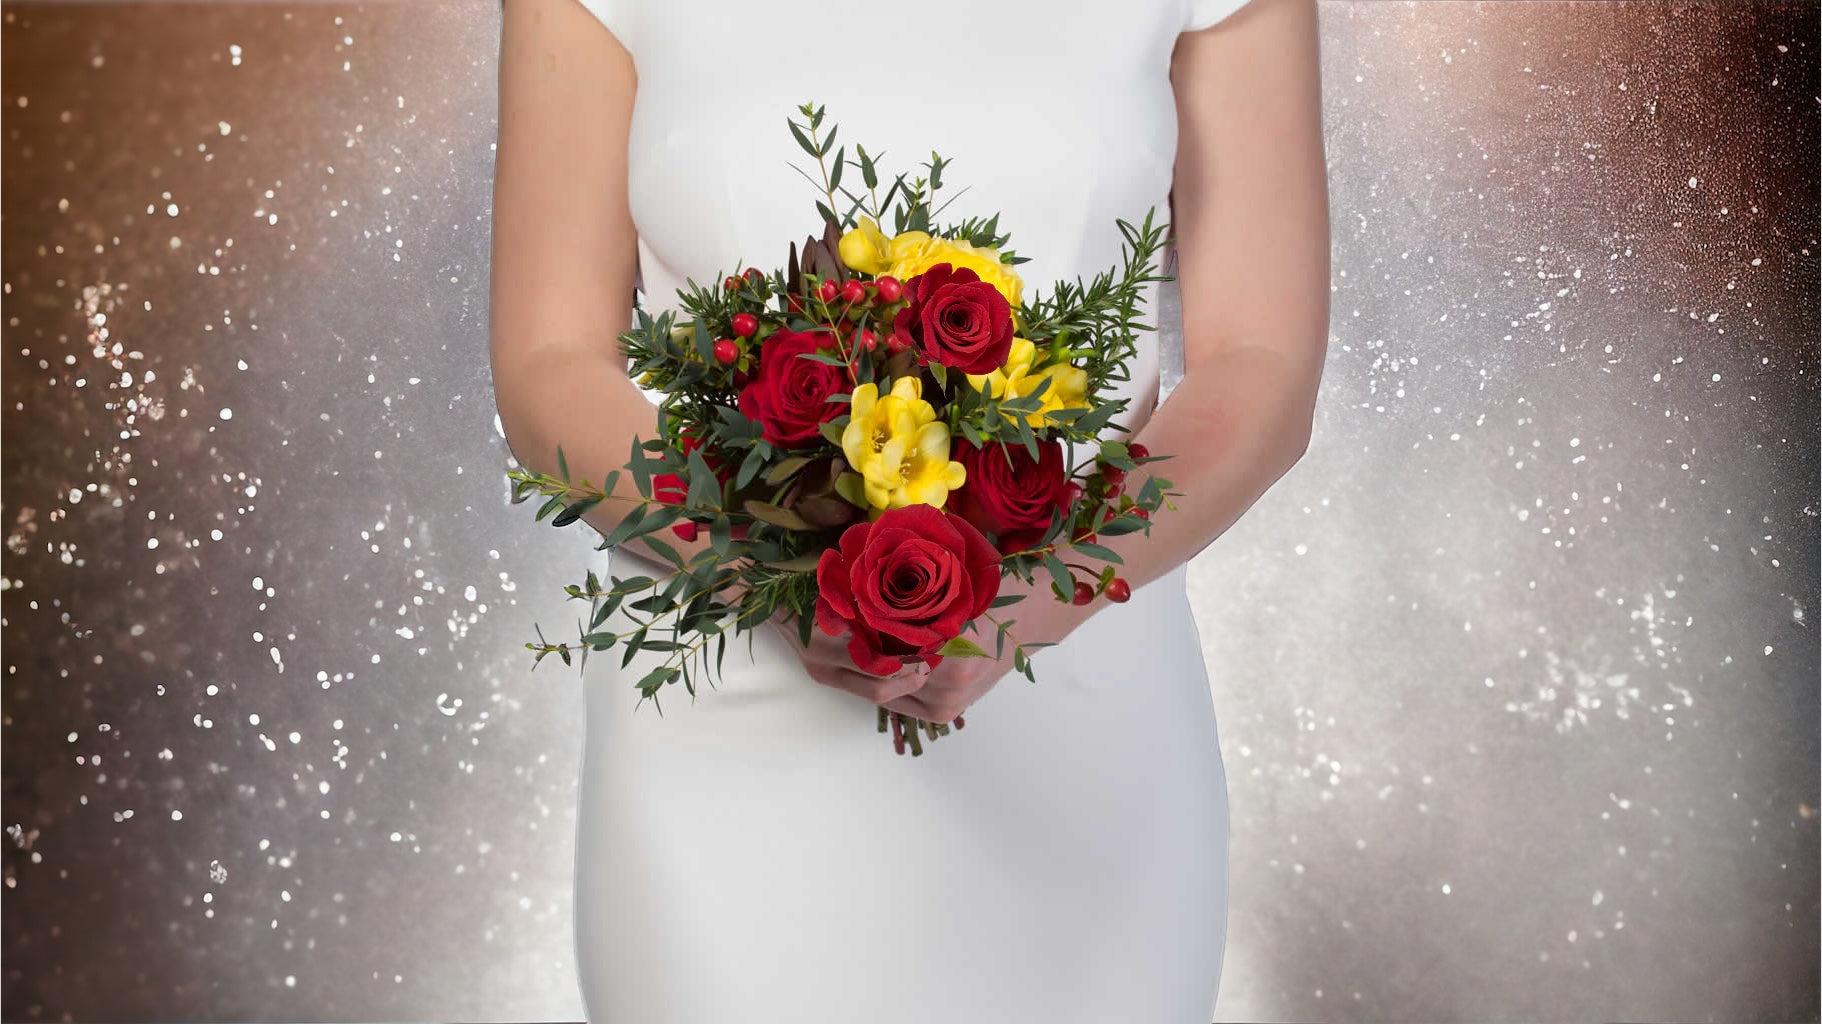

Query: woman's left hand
[880,569,1092,724]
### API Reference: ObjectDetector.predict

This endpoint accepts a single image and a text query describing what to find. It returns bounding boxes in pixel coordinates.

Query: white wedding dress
[568,1,1254,1020]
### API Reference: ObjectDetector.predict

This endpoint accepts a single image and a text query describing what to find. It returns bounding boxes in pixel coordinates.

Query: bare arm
[490,0,724,572]
[1093,0,1331,591]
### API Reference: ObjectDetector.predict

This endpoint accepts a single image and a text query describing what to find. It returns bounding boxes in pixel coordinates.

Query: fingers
[811,664,929,705]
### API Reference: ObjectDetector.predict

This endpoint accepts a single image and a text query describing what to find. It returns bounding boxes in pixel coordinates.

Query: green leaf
[1098,517,1146,537]
[744,500,815,531]
[833,471,869,510]
[709,515,732,555]
[1041,551,1073,597]
[735,444,767,490]
[764,456,812,486]
[828,145,845,194]
[692,320,715,364]
[551,494,602,529]
[599,505,649,547]
[556,445,570,483]
[788,118,818,157]
[797,352,849,366]
[760,552,824,572]
[988,593,1027,609]
[1070,541,1123,565]
[580,631,617,649]
[629,435,652,497]
[938,636,988,658]
[857,143,878,190]
[535,494,565,522]
[817,419,848,447]
[685,446,720,515]
[635,665,680,694]
[641,535,687,571]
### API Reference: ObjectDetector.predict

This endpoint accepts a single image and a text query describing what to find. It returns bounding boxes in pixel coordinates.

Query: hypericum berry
[885,333,909,355]
[840,279,868,306]
[856,328,879,352]
[786,293,804,313]
[874,276,903,304]
[816,279,839,304]
[1072,581,1095,605]
[1132,507,1149,521]
[1127,443,1151,461]
[671,521,701,543]
[1099,463,1127,490]
[713,339,739,364]
[1062,481,1085,507]
[723,275,741,292]
[743,267,765,284]
[1106,577,1132,603]
[731,313,758,338]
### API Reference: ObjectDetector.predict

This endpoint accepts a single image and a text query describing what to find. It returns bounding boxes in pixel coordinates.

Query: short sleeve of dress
[1182,0,1258,32]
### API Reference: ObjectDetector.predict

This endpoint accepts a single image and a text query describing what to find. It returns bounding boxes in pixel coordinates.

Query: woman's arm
[1094,0,1331,593]
[491,0,727,574]
[883,0,1330,723]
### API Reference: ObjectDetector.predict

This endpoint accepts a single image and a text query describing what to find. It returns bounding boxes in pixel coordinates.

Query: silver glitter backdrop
[1,3,1815,1021]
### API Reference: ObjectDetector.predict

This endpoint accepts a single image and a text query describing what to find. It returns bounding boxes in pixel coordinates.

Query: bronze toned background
[2,3,1816,1021]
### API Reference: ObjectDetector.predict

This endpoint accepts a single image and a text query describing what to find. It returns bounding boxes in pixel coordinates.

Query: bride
[489,0,1328,1019]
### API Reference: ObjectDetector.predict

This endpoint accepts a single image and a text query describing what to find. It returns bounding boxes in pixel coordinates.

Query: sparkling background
[1,3,1815,1022]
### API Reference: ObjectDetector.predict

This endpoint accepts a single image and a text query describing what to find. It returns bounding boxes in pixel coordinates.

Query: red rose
[736,329,848,448]
[814,504,1003,676]
[892,264,1014,375]
[950,438,1069,555]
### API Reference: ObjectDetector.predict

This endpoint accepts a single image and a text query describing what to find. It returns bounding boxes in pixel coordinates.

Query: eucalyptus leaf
[1070,541,1123,565]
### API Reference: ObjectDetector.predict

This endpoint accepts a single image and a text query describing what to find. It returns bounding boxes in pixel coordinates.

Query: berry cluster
[716,269,912,372]
[1052,441,1156,605]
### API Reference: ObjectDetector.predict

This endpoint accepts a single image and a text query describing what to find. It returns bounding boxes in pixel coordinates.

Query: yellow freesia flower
[885,234,1023,309]
[966,339,1090,428]
[837,216,894,276]
[840,376,966,511]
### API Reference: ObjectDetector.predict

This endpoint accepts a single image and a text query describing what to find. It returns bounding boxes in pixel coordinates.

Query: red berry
[1127,443,1151,461]
[1099,464,1127,490]
[786,293,803,313]
[817,279,839,303]
[874,276,902,304]
[1062,481,1085,507]
[713,339,739,364]
[731,313,758,338]
[885,334,908,355]
[1133,508,1149,521]
[743,267,765,283]
[723,276,740,292]
[671,521,700,543]
[840,279,867,306]
[1072,581,1094,605]
[1106,577,1131,603]
[856,328,879,352]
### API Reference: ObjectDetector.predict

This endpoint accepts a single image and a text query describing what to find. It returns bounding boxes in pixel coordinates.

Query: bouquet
[509,102,1179,755]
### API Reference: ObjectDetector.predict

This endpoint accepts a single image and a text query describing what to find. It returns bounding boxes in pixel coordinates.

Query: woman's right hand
[763,612,930,706]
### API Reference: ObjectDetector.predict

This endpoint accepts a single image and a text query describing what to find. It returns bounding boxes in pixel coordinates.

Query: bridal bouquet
[510,102,1178,755]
